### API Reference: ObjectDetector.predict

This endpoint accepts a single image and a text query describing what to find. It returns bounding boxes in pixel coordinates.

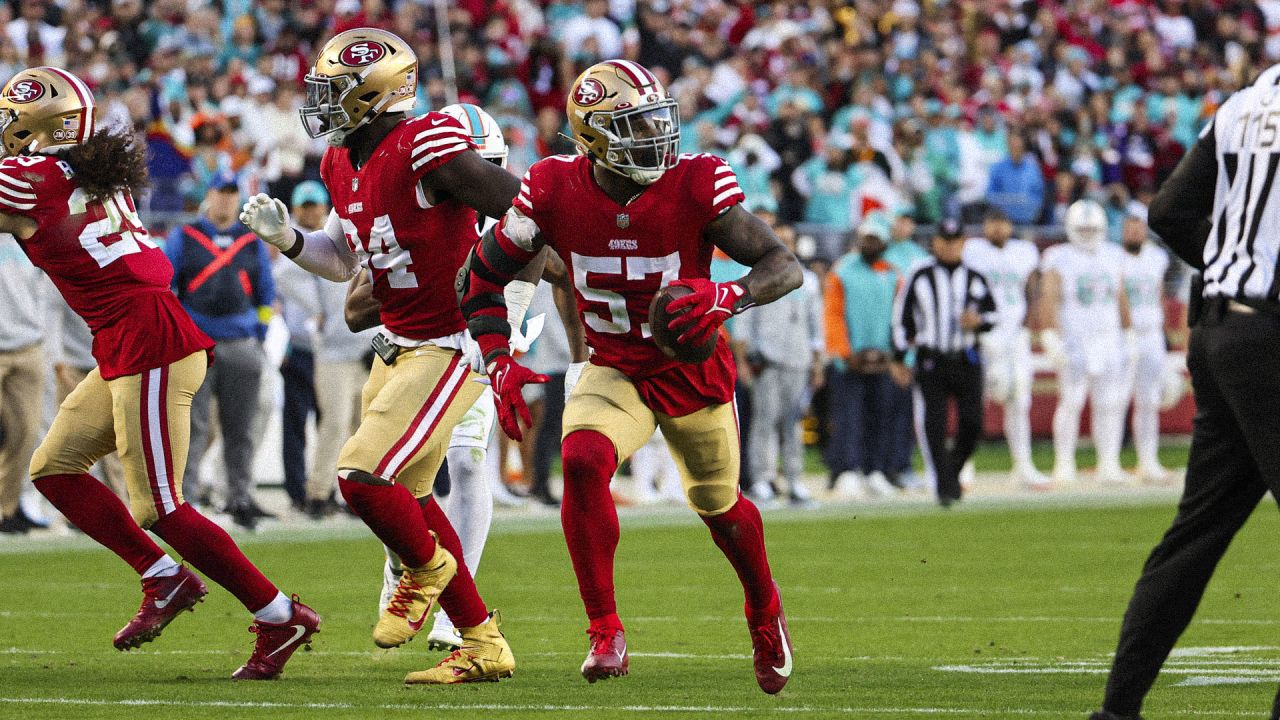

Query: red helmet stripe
[42,66,95,140]
[605,60,657,90]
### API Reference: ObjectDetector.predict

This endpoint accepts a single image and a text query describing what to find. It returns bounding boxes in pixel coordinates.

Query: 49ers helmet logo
[6,79,44,104]
[573,78,606,107]
[338,41,387,67]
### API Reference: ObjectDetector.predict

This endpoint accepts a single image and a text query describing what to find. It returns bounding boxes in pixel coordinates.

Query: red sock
[150,503,278,611]
[34,473,165,575]
[561,430,621,621]
[421,497,488,628]
[702,494,778,617]
[339,478,437,568]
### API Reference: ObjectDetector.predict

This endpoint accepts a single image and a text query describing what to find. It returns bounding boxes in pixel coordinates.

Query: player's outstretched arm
[241,196,359,282]
[421,150,522,222]
[344,269,380,332]
[542,250,589,363]
[666,205,803,344]
[0,210,37,239]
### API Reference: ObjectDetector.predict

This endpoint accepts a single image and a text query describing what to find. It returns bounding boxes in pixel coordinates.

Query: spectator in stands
[735,225,824,507]
[987,132,1046,225]
[823,216,902,500]
[0,235,47,533]
[165,172,275,530]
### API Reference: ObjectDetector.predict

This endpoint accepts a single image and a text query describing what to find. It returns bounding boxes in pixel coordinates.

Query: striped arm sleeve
[408,113,475,178]
[462,206,545,362]
[0,163,38,213]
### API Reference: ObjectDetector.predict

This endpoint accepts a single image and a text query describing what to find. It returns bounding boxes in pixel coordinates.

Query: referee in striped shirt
[890,219,998,507]
[1092,66,1280,720]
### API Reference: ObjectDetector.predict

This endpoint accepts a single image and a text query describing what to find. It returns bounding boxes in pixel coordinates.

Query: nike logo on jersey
[266,624,309,658]
[153,577,188,609]
[772,618,793,678]
[431,117,447,126]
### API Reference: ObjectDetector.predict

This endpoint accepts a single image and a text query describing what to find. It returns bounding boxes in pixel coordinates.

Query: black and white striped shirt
[1153,64,1280,300]
[892,258,999,360]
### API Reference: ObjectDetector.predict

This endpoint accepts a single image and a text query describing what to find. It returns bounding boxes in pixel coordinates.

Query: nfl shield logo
[616,213,629,229]
[352,178,359,191]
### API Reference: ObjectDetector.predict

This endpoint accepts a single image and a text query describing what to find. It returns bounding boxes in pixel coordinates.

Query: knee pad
[686,483,738,517]
[562,430,616,485]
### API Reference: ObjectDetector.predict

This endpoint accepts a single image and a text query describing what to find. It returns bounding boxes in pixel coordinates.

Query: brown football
[648,284,717,364]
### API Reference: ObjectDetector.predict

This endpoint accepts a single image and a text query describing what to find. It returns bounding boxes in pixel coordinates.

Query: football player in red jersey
[0,67,318,679]
[459,60,803,694]
[239,29,528,684]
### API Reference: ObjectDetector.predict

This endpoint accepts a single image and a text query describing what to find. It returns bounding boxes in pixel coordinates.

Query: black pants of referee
[915,351,983,504]
[1101,303,1280,718]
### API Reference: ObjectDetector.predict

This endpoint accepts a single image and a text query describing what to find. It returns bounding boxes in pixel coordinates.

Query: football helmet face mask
[300,28,417,147]
[439,103,507,169]
[0,67,96,157]
[1065,199,1107,251]
[567,60,680,185]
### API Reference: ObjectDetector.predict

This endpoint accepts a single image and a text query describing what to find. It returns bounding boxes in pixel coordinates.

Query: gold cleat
[404,611,516,684]
[372,536,457,649]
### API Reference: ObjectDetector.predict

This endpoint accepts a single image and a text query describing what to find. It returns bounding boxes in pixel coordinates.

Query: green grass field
[5,485,1280,719]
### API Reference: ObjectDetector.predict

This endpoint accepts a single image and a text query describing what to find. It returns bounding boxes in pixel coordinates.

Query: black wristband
[731,283,756,314]
[282,228,304,259]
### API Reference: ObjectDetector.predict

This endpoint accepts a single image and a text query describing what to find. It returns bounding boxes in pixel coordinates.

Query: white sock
[444,445,492,577]
[1004,398,1034,470]
[141,555,180,579]
[1133,401,1161,469]
[252,591,294,624]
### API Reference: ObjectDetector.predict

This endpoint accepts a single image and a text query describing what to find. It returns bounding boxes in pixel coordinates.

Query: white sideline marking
[0,697,1266,717]
[0,647,760,661]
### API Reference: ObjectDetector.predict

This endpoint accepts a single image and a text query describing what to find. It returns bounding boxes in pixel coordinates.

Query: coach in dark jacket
[164,171,275,530]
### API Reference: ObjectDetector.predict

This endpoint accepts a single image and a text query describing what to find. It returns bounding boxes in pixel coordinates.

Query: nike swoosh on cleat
[153,577,188,609]
[407,611,429,633]
[772,618,793,678]
[617,642,627,663]
[266,624,308,658]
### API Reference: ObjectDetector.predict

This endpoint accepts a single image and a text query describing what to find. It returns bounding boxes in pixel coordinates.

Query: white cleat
[427,610,463,651]
[864,471,897,498]
[1013,465,1052,490]
[378,558,401,616]
[832,471,867,501]
[747,480,777,504]
[958,461,976,492]
[1096,466,1135,486]
[1136,464,1172,485]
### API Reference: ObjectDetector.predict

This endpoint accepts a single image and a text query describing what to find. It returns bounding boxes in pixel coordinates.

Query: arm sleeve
[692,155,746,223]
[403,112,476,182]
[1149,118,1218,270]
[287,210,361,282]
[0,158,44,222]
[892,273,916,361]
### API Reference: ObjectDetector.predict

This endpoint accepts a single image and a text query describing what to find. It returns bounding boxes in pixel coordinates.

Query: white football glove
[564,361,586,403]
[460,330,486,375]
[1039,328,1067,369]
[240,193,293,250]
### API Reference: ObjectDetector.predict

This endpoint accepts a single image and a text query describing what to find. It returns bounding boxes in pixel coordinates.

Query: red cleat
[114,566,208,650]
[580,625,629,682]
[748,585,794,694]
[231,596,321,680]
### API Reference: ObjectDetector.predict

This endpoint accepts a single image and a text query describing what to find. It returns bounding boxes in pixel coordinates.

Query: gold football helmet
[300,28,417,146]
[566,60,680,185]
[0,67,96,156]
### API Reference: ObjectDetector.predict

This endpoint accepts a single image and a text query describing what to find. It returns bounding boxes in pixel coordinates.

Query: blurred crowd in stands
[0,0,1218,531]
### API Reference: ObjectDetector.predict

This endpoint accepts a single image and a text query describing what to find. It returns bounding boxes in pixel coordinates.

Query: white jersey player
[1039,199,1133,484]
[962,209,1048,487]
[1119,216,1171,483]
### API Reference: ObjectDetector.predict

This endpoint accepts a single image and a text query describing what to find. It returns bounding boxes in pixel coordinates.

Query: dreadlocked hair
[59,128,149,201]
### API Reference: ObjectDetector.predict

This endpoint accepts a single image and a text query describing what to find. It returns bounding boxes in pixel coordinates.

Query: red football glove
[486,353,549,442]
[665,279,752,345]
